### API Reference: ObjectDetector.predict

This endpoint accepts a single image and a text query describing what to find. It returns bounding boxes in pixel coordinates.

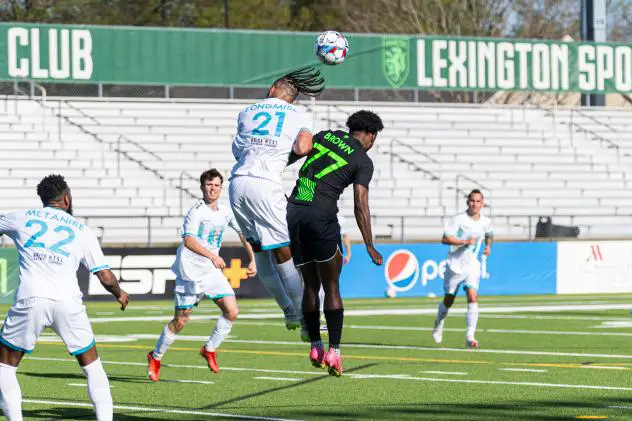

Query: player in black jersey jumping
[286,110,384,376]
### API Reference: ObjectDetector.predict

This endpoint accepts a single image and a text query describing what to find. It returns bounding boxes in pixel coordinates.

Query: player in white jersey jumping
[230,67,324,340]
[432,189,493,349]
[147,169,255,381]
[0,175,129,421]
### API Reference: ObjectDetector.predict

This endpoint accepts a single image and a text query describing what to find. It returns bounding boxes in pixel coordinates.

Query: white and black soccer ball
[315,31,349,65]
[384,286,397,299]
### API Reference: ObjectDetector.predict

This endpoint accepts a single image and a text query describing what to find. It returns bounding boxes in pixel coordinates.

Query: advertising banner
[341,242,557,298]
[0,248,18,304]
[0,23,630,94]
[557,241,632,294]
[80,247,270,301]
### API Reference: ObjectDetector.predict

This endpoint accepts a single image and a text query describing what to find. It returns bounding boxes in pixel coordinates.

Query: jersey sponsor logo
[384,249,419,292]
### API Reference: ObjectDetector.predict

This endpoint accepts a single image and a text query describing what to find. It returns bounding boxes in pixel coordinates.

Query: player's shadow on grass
[22,407,200,421]
[20,371,150,384]
[201,362,378,410]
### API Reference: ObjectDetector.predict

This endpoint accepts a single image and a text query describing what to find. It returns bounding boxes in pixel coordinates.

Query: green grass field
[2,294,632,420]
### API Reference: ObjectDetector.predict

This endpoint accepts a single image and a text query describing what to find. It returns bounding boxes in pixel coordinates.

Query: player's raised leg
[149,305,192,381]
[200,295,239,373]
[271,245,307,339]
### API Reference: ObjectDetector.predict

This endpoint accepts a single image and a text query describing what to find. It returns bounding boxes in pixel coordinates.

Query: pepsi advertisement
[340,242,557,298]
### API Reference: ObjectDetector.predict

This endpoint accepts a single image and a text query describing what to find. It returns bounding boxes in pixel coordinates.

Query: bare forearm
[354,205,374,248]
[96,270,122,298]
[240,235,255,263]
[442,236,468,246]
[485,236,493,248]
[184,236,215,260]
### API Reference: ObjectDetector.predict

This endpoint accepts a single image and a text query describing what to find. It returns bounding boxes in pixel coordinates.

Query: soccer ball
[315,31,349,65]
[385,286,397,299]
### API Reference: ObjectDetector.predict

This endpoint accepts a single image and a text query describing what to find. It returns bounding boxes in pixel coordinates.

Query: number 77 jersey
[288,130,374,213]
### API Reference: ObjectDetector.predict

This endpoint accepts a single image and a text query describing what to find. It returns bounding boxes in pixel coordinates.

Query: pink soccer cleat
[147,351,161,382]
[200,346,221,373]
[324,348,343,377]
[466,338,479,349]
[309,347,326,369]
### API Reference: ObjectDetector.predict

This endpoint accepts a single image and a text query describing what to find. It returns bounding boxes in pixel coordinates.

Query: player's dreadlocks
[37,174,69,205]
[346,110,384,134]
[273,66,325,99]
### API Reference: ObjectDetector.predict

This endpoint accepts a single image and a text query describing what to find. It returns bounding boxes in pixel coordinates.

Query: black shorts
[286,203,342,266]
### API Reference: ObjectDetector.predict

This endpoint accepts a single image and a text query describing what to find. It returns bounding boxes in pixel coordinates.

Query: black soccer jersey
[288,130,374,213]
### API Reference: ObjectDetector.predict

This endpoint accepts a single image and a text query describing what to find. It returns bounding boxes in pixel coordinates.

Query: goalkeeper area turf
[2,294,632,420]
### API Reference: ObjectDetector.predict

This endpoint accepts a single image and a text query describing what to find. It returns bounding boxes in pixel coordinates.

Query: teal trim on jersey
[0,335,33,354]
[207,293,235,300]
[175,304,195,310]
[261,241,290,251]
[90,265,109,273]
[70,339,95,356]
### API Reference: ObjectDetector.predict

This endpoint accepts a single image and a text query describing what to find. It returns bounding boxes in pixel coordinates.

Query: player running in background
[148,169,255,380]
[229,67,324,340]
[432,189,493,349]
[0,175,129,421]
[287,111,384,376]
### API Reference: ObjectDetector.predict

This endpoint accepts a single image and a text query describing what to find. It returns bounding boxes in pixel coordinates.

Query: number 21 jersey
[288,130,374,214]
[231,97,313,185]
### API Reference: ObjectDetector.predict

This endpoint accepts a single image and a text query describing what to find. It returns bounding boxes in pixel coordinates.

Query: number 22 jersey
[0,207,109,303]
[288,130,374,214]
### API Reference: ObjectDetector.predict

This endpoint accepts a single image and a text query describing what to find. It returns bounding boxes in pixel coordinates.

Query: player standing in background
[229,67,324,340]
[287,111,384,376]
[0,175,129,421]
[148,169,255,380]
[432,189,493,348]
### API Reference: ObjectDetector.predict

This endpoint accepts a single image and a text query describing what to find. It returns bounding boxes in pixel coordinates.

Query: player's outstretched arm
[353,184,382,265]
[484,233,493,256]
[94,269,129,311]
[292,130,313,156]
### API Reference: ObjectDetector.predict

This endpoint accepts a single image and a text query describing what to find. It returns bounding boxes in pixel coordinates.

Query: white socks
[153,325,176,360]
[434,302,449,329]
[205,315,233,352]
[466,302,479,340]
[276,258,304,317]
[0,362,22,421]
[254,252,295,318]
[81,358,113,421]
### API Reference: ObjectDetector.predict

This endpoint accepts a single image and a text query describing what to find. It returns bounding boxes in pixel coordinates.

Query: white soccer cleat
[466,338,479,349]
[432,325,443,344]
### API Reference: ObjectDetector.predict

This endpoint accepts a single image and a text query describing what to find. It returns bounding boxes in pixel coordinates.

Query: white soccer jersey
[172,201,241,282]
[443,212,493,275]
[0,207,108,303]
[231,97,312,184]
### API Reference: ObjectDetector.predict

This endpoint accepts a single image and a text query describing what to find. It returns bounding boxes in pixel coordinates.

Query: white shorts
[174,270,235,310]
[229,176,290,250]
[443,266,480,296]
[0,297,95,355]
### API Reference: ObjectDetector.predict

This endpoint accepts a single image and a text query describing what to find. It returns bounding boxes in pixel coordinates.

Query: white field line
[582,366,626,370]
[254,377,300,382]
[24,356,632,392]
[499,368,547,373]
[32,335,632,360]
[419,371,467,375]
[161,379,215,384]
[67,383,87,387]
[22,399,302,421]
[86,303,632,324]
[592,321,632,329]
